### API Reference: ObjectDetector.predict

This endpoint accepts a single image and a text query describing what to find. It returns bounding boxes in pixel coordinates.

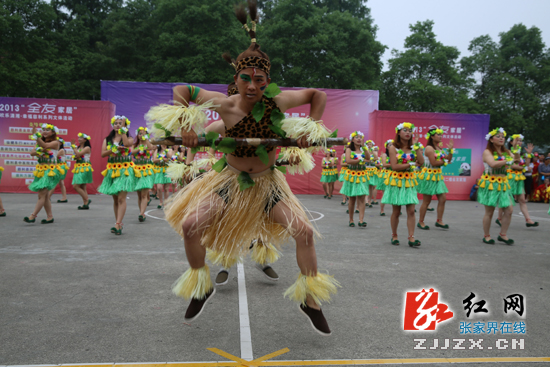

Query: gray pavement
[0,192,549,366]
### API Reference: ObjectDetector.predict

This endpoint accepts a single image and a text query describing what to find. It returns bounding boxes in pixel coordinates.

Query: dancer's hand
[447,140,454,150]
[289,154,302,166]
[525,143,534,154]
[32,127,37,134]
[181,129,198,148]
[412,134,419,146]
[297,134,312,149]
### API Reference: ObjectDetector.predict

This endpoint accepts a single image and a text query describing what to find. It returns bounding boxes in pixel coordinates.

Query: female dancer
[98,115,135,235]
[382,122,424,247]
[377,140,393,216]
[495,134,537,228]
[417,129,454,230]
[477,128,515,244]
[153,144,172,209]
[24,124,63,223]
[339,149,348,205]
[49,138,68,203]
[72,133,93,210]
[133,127,155,222]
[320,149,337,199]
[366,143,379,207]
[340,131,369,227]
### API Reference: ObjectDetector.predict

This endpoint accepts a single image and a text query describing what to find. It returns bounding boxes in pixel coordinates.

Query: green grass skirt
[72,163,94,185]
[29,164,63,192]
[477,174,515,208]
[98,166,137,195]
[340,173,369,197]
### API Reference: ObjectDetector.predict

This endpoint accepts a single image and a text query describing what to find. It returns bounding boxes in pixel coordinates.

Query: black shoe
[255,264,279,281]
[299,303,331,336]
[215,270,229,286]
[184,288,216,322]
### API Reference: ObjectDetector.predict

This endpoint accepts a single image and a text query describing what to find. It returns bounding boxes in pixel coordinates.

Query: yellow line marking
[250,348,290,363]
[7,355,550,367]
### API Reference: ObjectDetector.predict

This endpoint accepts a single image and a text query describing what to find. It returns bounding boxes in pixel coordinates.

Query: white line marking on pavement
[237,263,253,361]
[145,209,166,221]
[308,211,325,222]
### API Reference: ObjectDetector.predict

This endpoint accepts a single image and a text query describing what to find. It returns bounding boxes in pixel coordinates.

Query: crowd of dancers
[1,0,548,337]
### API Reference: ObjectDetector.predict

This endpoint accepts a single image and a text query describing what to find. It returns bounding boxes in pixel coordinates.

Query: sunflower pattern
[477,173,515,208]
[29,157,65,192]
[340,164,369,197]
[98,153,137,195]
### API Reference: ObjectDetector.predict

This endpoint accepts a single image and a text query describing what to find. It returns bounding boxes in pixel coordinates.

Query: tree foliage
[461,24,550,144]
[1,0,549,144]
[380,20,477,113]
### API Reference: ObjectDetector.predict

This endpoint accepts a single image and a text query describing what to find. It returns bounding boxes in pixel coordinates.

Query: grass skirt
[320,168,338,183]
[477,174,515,208]
[381,171,419,206]
[98,160,137,195]
[507,170,526,195]
[416,167,448,196]
[376,169,389,190]
[368,168,379,187]
[134,161,155,191]
[164,167,319,260]
[72,162,94,185]
[338,168,347,182]
[29,161,63,192]
[154,164,172,185]
[340,169,369,197]
[57,162,69,180]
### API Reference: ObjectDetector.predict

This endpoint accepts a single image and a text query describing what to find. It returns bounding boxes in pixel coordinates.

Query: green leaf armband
[187,85,201,102]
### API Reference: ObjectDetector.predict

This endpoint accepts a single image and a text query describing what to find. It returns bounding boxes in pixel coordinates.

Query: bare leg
[356,195,366,222]
[59,180,67,201]
[115,192,127,229]
[517,194,534,224]
[406,204,415,238]
[43,189,53,219]
[499,205,513,239]
[31,189,49,218]
[112,195,119,221]
[73,184,88,205]
[419,194,432,226]
[329,182,334,197]
[391,205,400,241]
[271,201,319,309]
[497,207,504,221]
[380,202,385,214]
[157,184,164,206]
[348,196,357,222]
[181,195,226,268]
[372,187,378,203]
[322,182,328,196]
[0,196,4,214]
[436,193,447,224]
[483,205,495,239]
[139,189,148,215]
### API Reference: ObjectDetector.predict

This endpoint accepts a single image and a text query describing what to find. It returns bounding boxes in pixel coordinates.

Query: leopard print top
[225,95,280,158]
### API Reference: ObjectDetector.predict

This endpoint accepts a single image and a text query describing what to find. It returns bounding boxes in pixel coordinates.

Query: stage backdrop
[368,110,491,201]
[0,97,115,194]
[101,81,379,194]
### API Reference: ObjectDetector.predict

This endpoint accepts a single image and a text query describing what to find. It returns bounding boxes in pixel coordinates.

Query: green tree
[380,20,477,113]
[259,0,385,89]
[461,24,550,144]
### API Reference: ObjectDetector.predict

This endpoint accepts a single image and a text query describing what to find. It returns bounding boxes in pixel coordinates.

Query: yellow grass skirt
[164,166,319,260]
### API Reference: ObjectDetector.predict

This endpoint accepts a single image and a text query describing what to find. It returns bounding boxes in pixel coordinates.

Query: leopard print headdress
[234,0,271,76]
